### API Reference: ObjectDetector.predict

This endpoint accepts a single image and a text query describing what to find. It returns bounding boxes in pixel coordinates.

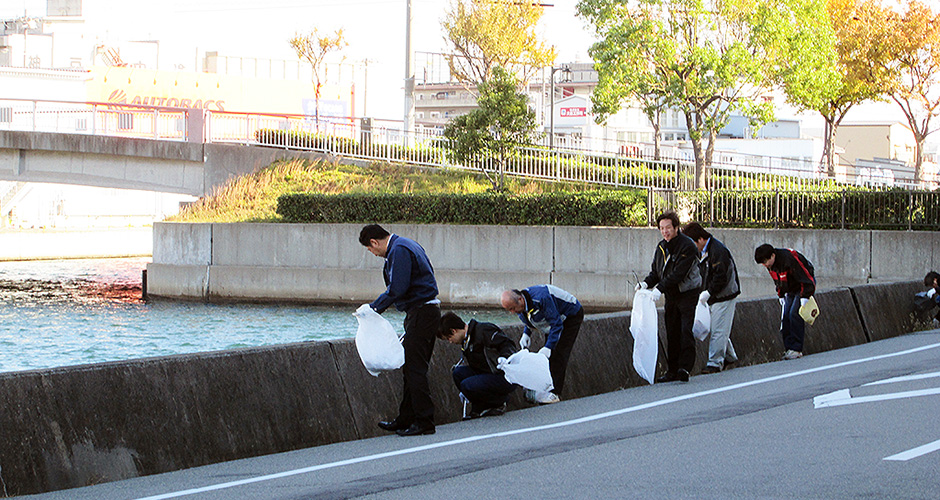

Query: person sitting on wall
[438,312,519,419]
[922,271,940,326]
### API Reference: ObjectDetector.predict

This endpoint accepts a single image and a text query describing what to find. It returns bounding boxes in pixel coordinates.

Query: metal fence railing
[0,98,191,140]
[3,99,938,229]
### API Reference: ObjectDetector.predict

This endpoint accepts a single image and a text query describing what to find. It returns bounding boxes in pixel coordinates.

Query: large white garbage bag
[498,350,554,392]
[630,289,659,384]
[353,304,404,376]
[693,301,711,341]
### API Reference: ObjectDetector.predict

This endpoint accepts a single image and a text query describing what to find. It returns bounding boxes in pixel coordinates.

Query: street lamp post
[549,64,570,150]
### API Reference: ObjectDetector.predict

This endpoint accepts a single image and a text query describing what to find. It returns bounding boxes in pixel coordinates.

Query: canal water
[0,257,515,374]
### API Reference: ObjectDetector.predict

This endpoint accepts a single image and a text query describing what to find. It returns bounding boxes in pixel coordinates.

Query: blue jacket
[370,234,439,313]
[517,285,582,350]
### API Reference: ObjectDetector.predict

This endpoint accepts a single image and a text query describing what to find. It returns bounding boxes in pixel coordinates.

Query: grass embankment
[169,159,625,223]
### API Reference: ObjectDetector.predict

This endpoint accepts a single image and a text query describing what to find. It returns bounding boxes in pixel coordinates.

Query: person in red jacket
[755,244,816,360]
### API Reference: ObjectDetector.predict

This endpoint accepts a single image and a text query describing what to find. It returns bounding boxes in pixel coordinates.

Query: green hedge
[276,190,646,226]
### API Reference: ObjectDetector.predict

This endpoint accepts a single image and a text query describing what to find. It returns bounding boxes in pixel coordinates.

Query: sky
[0,0,934,145]
[1,0,597,120]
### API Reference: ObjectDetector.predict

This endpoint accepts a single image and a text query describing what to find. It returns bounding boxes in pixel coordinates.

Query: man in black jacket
[637,211,702,383]
[683,223,740,373]
[755,244,816,360]
[439,312,518,418]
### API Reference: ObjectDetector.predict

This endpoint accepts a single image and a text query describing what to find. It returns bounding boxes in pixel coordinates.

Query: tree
[289,28,347,129]
[443,67,540,191]
[578,0,775,190]
[442,0,556,85]
[885,0,940,184]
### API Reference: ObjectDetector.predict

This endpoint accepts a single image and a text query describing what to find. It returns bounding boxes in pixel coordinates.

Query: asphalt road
[18,330,940,500]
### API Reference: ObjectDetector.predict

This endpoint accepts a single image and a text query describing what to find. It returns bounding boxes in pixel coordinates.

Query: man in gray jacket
[637,211,702,382]
[683,222,740,373]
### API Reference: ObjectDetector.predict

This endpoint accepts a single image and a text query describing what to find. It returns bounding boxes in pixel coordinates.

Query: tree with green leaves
[885,0,940,184]
[289,28,347,129]
[578,0,775,189]
[442,0,556,85]
[442,67,540,191]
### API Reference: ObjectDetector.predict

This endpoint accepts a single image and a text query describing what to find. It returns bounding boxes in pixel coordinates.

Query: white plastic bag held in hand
[692,301,711,341]
[353,304,404,376]
[498,351,554,392]
[630,289,659,384]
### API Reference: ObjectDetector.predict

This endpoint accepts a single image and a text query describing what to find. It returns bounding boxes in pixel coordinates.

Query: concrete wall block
[151,223,211,265]
[801,288,867,354]
[438,270,552,307]
[561,313,638,398]
[551,271,633,311]
[554,226,660,275]
[851,281,931,342]
[144,263,208,299]
[727,298,787,366]
[208,266,382,303]
[871,231,939,282]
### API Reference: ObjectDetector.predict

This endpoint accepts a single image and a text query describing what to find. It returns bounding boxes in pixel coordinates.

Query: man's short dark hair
[682,222,711,242]
[925,271,940,288]
[359,224,390,246]
[656,210,680,229]
[754,243,775,263]
[438,312,466,340]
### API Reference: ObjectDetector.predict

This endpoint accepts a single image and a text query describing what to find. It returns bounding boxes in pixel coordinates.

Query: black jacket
[460,320,518,374]
[644,233,702,297]
[699,237,741,304]
[768,248,816,298]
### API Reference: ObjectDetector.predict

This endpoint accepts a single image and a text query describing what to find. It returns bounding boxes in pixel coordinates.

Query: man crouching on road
[438,312,518,419]
[500,285,583,404]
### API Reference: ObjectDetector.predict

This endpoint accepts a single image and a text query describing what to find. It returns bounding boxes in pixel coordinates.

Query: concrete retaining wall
[0,228,152,261]
[0,280,934,496]
[147,222,940,309]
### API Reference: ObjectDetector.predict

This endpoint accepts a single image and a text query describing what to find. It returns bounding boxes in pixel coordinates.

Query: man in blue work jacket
[500,284,584,404]
[360,224,441,436]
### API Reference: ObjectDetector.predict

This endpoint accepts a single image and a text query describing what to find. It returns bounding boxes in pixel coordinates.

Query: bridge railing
[0,98,190,140]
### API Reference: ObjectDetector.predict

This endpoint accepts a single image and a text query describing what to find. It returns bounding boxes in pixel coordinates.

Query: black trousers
[549,308,584,396]
[664,291,697,373]
[398,303,441,426]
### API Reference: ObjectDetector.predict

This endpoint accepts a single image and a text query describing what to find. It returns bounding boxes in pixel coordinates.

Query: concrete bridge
[0,129,329,197]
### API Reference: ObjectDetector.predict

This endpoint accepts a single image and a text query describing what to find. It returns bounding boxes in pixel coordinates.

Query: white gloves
[699,290,710,304]
[650,288,662,301]
[800,297,809,307]
[538,347,552,358]
[928,288,937,298]
[635,281,648,292]
[520,333,531,350]
[779,297,786,307]
[497,357,508,371]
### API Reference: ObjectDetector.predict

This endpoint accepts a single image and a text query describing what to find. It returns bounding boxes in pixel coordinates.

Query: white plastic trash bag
[693,301,711,341]
[353,304,404,376]
[498,350,554,392]
[630,289,659,384]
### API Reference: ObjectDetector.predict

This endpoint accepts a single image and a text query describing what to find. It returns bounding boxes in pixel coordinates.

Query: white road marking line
[864,371,940,386]
[814,388,940,408]
[135,341,940,500]
[884,438,940,461]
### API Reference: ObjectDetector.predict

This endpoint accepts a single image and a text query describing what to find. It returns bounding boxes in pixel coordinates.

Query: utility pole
[403,0,415,147]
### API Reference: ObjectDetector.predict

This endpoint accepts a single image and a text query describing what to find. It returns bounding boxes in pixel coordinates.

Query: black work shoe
[378,419,409,432]
[479,403,507,418]
[396,423,436,436]
[677,368,690,382]
[702,365,721,374]
[656,372,678,383]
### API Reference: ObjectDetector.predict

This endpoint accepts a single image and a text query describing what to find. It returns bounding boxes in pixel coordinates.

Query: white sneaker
[783,349,803,360]
[534,390,560,404]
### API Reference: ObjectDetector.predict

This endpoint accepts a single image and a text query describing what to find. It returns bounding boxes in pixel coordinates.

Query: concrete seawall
[146,222,940,309]
[0,280,934,496]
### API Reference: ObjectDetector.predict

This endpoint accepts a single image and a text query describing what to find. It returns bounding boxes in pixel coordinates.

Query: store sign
[560,107,587,117]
